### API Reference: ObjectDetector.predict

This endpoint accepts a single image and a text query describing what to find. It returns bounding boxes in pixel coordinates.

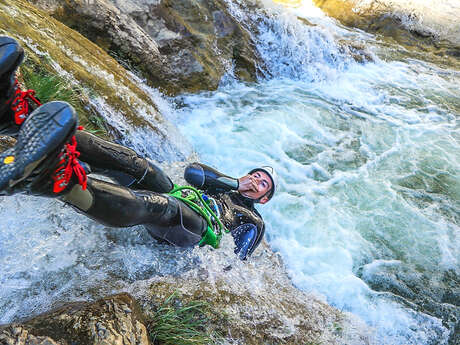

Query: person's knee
[62,184,93,211]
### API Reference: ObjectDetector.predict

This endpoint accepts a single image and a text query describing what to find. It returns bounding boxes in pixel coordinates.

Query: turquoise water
[0,1,458,344]
[172,2,460,343]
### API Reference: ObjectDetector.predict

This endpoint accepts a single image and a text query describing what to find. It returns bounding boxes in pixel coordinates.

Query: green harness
[168,184,229,248]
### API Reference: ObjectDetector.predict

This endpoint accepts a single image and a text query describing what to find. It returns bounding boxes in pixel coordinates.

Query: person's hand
[238,174,259,193]
[232,223,257,260]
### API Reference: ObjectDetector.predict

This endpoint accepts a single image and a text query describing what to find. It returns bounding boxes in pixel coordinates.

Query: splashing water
[172,2,459,344]
[0,1,458,345]
[0,44,195,322]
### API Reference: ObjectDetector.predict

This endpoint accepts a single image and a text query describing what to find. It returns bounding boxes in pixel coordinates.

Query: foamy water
[172,2,459,344]
[0,1,458,345]
[175,71,458,345]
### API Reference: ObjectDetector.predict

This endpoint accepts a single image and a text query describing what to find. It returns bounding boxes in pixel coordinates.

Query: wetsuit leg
[0,36,24,135]
[75,130,173,193]
[62,177,206,246]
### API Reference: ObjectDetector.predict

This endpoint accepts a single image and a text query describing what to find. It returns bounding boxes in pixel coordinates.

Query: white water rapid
[0,1,458,345]
[172,1,459,344]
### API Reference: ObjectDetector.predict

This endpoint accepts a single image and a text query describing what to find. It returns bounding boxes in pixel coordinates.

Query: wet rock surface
[0,294,150,345]
[29,0,261,95]
[1,0,191,161]
[359,264,460,345]
[126,243,373,345]
[0,245,373,345]
[313,0,460,65]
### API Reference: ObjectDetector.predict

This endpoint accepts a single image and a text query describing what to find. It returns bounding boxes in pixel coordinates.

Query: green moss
[0,0,163,132]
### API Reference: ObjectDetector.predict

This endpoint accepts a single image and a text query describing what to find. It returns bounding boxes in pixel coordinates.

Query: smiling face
[244,170,273,204]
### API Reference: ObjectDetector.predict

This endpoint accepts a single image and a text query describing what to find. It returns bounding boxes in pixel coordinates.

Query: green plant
[19,59,108,137]
[21,66,78,104]
[148,292,220,345]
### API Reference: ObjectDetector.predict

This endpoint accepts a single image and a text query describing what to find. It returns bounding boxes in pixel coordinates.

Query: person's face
[244,170,273,204]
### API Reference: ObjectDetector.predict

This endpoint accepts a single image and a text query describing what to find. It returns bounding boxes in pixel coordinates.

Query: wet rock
[0,294,150,345]
[361,263,460,345]
[129,243,374,345]
[1,0,190,161]
[0,326,63,345]
[28,0,168,88]
[29,0,261,95]
[0,268,373,345]
[313,0,460,60]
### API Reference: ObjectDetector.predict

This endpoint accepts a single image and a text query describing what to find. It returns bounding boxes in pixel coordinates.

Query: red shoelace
[9,79,42,125]
[52,127,87,193]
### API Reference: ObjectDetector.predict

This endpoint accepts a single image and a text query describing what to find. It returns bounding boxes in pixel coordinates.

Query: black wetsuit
[0,92,264,256]
[60,131,265,257]
[184,163,265,257]
[0,36,265,257]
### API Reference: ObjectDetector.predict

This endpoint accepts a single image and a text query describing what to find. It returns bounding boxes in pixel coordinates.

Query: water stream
[172,1,459,344]
[0,1,458,344]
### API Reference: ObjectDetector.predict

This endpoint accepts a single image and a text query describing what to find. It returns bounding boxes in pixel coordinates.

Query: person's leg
[0,36,24,134]
[61,177,206,246]
[75,130,173,193]
[0,101,205,246]
[62,177,174,227]
[0,36,170,192]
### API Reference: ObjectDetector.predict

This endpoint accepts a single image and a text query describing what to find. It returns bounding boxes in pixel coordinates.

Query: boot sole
[0,36,24,77]
[0,101,77,193]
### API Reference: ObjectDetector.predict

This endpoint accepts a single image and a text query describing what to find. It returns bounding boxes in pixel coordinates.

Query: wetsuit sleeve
[184,163,239,194]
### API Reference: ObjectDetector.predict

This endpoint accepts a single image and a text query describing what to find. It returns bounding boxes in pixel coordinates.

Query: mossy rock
[29,0,262,95]
[0,0,167,136]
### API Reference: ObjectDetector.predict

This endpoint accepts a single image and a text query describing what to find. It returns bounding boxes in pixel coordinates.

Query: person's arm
[184,163,239,193]
[184,163,260,195]
[232,222,265,260]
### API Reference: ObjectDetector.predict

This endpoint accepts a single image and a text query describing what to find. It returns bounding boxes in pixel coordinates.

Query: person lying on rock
[0,36,276,260]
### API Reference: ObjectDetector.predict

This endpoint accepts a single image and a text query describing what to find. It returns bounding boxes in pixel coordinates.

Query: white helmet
[249,166,277,201]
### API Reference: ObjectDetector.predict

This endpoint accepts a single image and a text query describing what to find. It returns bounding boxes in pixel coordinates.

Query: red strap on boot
[9,79,42,125]
[52,133,87,193]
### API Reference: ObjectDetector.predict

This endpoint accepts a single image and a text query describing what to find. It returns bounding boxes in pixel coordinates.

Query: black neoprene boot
[0,36,41,135]
[75,130,173,192]
[0,101,87,196]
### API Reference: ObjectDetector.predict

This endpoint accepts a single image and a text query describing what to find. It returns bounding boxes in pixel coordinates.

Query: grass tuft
[21,67,79,105]
[148,292,220,345]
[19,59,108,137]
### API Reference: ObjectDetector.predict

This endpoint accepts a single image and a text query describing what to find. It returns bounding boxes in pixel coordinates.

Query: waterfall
[0,1,458,344]
[173,1,459,344]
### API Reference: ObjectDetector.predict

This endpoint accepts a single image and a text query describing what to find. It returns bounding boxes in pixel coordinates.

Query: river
[0,1,458,344]
[173,1,459,344]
